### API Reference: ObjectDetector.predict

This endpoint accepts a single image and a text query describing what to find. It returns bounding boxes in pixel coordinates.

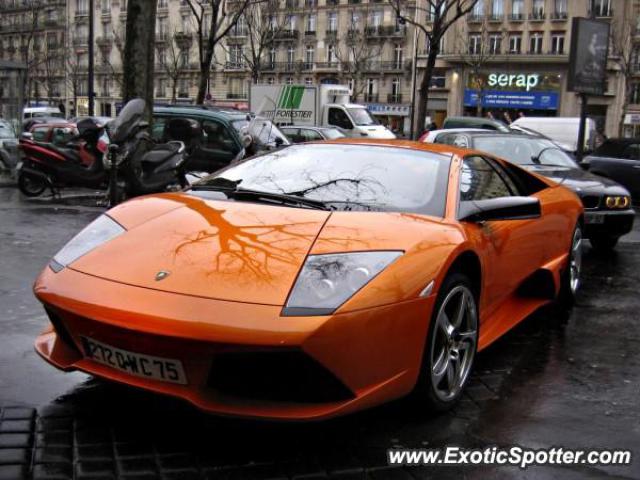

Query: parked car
[280,126,346,143]
[430,131,635,251]
[23,116,69,132]
[152,106,289,172]
[0,119,19,172]
[34,140,583,419]
[69,116,113,126]
[583,138,640,202]
[442,116,511,132]
[22,106,64,121]
[510,117,596,153]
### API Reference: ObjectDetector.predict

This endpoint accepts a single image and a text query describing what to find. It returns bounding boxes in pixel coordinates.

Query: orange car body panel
[33,140,583,420]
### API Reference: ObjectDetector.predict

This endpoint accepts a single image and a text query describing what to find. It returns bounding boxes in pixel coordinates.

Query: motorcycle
[105,98,187,205]
[17,118,108,197]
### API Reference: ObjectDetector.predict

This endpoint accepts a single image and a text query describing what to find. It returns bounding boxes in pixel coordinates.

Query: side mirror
[241,134,252,148]
[459,196,541,222]
[275,137,284,147]
[21,132,33,141]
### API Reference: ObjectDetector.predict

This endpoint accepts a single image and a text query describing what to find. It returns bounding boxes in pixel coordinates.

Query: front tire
[412,273,478,412]
[558,223,583,307]
[589,234,619,252]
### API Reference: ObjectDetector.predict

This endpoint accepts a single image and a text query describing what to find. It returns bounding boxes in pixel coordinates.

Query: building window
[369,10,382,27]
[390,77,401,103]
[472,1,483,16]
[592,0,612,17]
[101,0,110,14]
[532,0,544,16]
[287,46,295,68]
[305,45,314,68]
[554,0,567,15]
[327,44,337,64]
[306,14,316,33]
[327,12,337,32]
[468,34,481,55]
[286,77,293,85]
[229,45,244,68]
[76,0,88,14]
[508,34,522,54]
[529,32,543,54]
[511,0,523,17]
[305,77,313,85]
[630,83,640,104]
[551,33,564,54]
[366,78,377,102]
[394,44,403,68]
[489,34,502,54]
[491,0,504,19]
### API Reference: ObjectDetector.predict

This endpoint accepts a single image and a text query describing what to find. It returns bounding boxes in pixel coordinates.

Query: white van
[23,106,64,121]
[510,117,595,152]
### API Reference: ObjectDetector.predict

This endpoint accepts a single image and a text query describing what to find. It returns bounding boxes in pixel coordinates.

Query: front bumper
[34,266,433,420]
[583,209,635,238]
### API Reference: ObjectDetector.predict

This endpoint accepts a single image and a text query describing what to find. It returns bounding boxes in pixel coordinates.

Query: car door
[459,155,545,317]
[192,118,241,172]
[589,142,640,200]
[299,129,324,142]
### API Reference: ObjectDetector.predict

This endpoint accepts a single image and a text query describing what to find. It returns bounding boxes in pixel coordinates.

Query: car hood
[523,165,630,195]
[69,193,331,306]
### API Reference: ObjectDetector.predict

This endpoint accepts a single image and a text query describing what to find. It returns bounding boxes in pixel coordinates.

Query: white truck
[249,84,395,139]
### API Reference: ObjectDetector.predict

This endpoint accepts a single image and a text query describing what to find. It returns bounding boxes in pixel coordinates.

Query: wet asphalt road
[1,186,639,480]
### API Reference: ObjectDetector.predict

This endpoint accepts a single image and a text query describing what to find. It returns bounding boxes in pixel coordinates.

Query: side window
[328,108,353,130]
[484,157,522,195]
[300,129,323,141]
[51,127,76,146]
[622,144,640,160]
[460,156,513,201]
[31,127,49,142]
[284,128,301,143]
[201,119,236,152]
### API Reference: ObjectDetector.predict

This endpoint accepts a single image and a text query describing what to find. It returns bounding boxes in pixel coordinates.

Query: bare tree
[122,0,158,120]
[184,0,253,104]
[334,10,384,102]
[155,28,190,103]
[63,35,86,118]
[19,0,46,104]
[609,17,638,136]
[239,3,288,83]
[388,0,479,137]
[455,16,505,116]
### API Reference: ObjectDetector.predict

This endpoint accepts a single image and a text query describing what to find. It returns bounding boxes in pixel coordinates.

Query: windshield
[109,98,145,143]
[194,144,450,215]
[347,108,379,126]
[323,128,346,139]
[473,137,578,168]
[232,118,290,147]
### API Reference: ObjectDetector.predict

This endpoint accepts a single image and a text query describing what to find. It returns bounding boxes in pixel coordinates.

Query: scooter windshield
[109,98,145,144]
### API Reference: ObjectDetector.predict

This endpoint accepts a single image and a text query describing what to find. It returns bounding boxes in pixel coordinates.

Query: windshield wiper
[190,183,331,211]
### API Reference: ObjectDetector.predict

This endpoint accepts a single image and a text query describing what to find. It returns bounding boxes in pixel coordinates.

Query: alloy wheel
[570,227,583,294]
[430,285,478,402]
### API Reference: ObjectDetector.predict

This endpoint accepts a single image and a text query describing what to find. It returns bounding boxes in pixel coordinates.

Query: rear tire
[18,172,47,197]
[589,234,619,252]
[412,272,478,412]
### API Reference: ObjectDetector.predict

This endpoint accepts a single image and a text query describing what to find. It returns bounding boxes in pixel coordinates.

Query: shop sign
[366,104,411,116]
[463,90,559,109]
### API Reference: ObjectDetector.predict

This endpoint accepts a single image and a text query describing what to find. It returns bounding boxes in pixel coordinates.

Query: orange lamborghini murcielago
[34,140,583,420]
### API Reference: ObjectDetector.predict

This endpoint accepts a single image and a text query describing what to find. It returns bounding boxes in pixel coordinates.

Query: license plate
[585,212,605,224]
[80,337,187,385]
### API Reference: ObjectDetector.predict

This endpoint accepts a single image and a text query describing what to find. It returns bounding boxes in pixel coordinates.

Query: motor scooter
[17,118,108,197]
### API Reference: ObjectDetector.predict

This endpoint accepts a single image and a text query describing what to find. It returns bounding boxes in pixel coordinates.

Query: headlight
[283,251,403,316]
[50,214,125,272]
[604,195,630,209]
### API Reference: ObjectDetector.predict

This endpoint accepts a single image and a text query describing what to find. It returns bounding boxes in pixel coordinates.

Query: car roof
[154,106,247,121]
[312,138,482,158]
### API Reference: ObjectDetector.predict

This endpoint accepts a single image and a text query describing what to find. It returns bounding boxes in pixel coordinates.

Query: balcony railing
[550,11,568,20]
[509,13,524,21]
[225,62,247,70]
[488,13,503,22]
[228,28,247,36]
[529,11,546,20]
[387,93,403,103]
[325,29,338,39]
[467,14,484,23]
[275,30,299,40]
[227,92,248,99]
[315,61,340,70]
[590,7,612,17]
[305,30,316,36]
[364,94,378,102]
[364,25,406,38]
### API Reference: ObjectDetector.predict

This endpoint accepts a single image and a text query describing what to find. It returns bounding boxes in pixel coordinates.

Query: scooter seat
[140,143,180,166]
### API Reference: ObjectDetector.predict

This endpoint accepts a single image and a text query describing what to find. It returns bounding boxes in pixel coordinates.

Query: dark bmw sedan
[431,132,634,251]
